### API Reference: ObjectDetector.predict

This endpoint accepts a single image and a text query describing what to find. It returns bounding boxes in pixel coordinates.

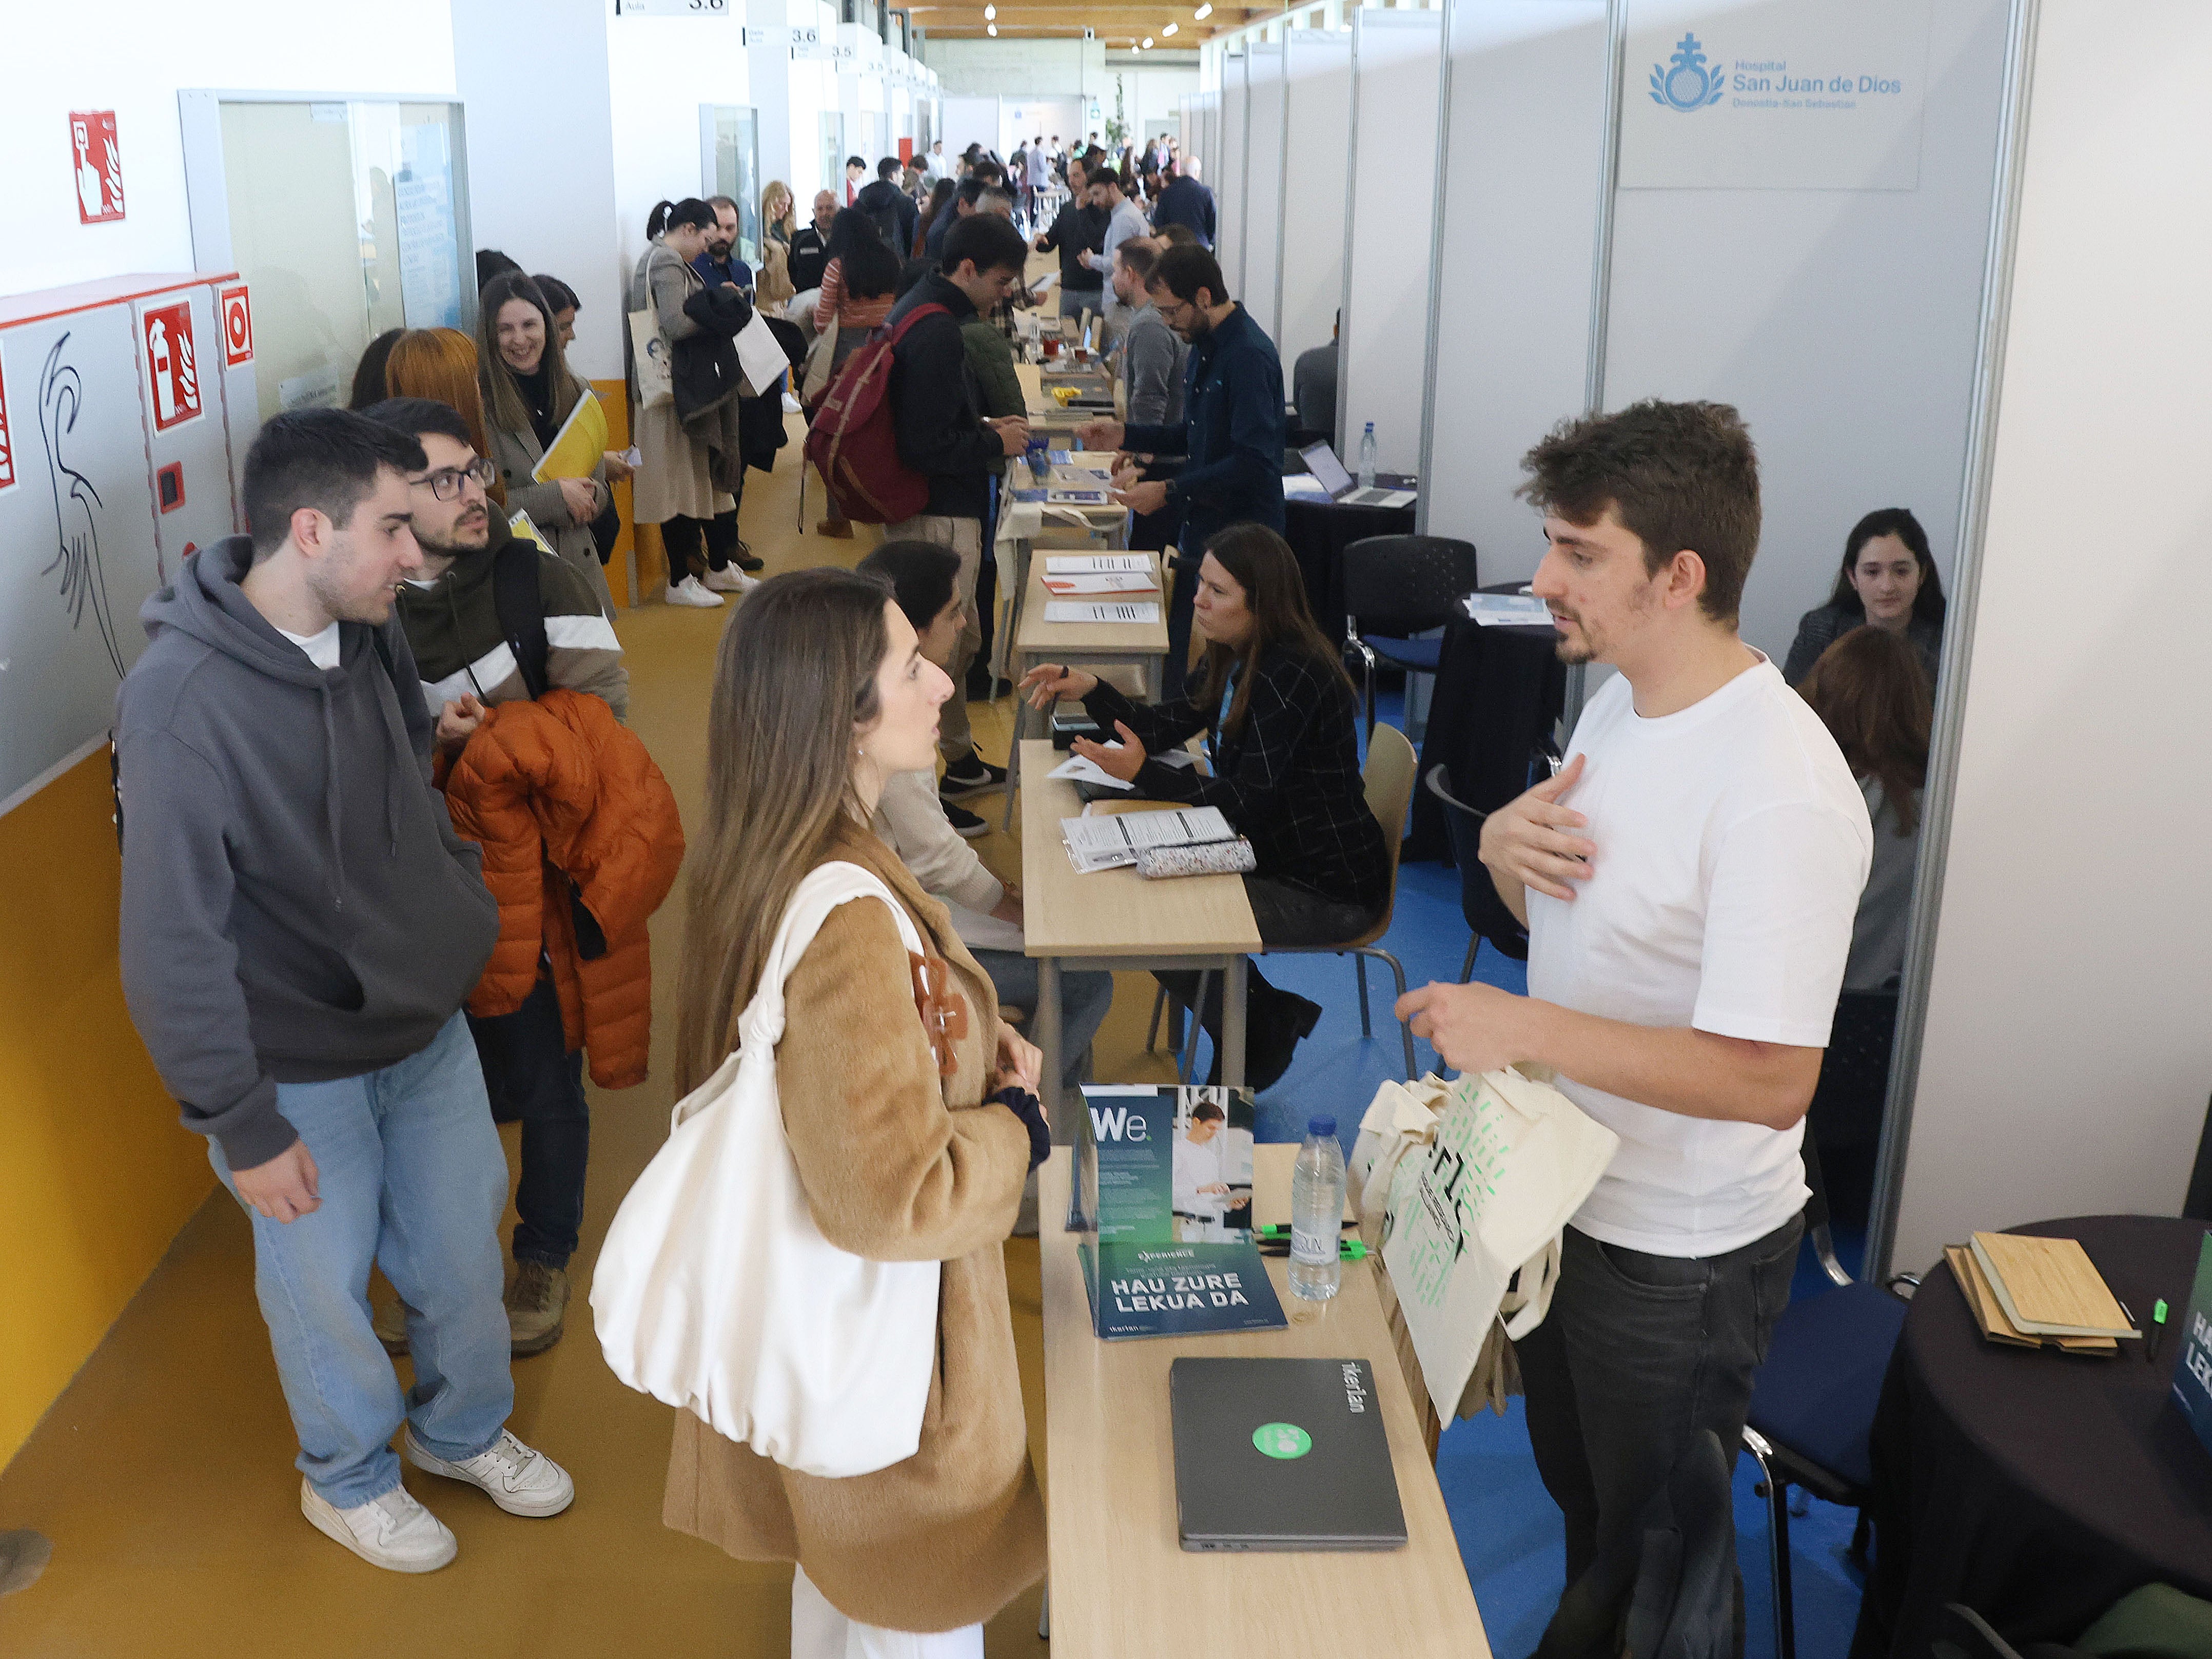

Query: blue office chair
[1740,1134,1917,1659]
[1341,536,1480,737]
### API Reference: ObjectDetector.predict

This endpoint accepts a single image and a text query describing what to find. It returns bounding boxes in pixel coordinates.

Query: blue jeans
[209,1012,514,1507]
[971,949,1113,1096]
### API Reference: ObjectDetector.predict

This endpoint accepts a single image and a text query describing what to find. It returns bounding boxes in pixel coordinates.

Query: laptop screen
[1300,441,1354,496]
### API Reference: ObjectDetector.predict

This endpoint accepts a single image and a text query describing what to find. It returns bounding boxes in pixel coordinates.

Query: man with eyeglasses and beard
[1077,243,1285,697]
[371,397,630,1361]
[114,407,576,1575]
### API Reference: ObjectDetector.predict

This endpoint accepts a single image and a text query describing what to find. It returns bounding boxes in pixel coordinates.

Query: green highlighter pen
[2148,1299,2168,1367]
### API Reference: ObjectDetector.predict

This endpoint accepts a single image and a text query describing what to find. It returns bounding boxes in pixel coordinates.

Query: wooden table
[1038,1146,1490,1658]
[1000,553,1169,831]
[1017,360,1116,438]
[1019,739,1260,1133]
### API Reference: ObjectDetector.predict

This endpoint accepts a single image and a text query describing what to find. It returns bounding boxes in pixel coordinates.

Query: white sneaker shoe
[781,391,802,414]
[664,575,724,608]
[404,1428,575,1518]
[701,564,758,594]
[300,1478,457,1573]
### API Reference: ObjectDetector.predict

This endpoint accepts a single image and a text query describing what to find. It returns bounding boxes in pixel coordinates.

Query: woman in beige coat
[666,568,1050,1656]
[629,198,746,608]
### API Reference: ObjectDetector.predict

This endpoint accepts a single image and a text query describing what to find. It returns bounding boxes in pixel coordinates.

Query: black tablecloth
[1283,493,1418,646]
[1405,590,1564,868]
[1850,1215,2212,1656]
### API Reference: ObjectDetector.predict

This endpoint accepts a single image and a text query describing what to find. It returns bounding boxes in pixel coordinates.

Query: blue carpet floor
[1176,700,1872,1658]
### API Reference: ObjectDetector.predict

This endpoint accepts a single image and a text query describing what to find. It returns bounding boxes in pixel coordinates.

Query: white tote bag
[629,307,674,409]
[1379,1067,1621,1421]
[591,862,940,1479]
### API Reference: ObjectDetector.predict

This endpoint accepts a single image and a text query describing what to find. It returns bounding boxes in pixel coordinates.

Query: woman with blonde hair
[476,270,614,612]
[664,567,1049,1657]
[760,179,797,252]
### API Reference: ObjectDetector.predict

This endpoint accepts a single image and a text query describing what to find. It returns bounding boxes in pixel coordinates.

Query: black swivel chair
[1341,536,1480,736]
[1740,1134,1917,1659]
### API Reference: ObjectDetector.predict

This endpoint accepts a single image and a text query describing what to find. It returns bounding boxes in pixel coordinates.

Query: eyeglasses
[416,458,495,501]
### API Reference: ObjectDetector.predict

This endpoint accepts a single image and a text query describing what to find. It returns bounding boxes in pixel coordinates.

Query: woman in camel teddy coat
[661,568,1047,1650]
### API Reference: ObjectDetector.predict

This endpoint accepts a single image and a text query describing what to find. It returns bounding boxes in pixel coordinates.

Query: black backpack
[491,536,551,701]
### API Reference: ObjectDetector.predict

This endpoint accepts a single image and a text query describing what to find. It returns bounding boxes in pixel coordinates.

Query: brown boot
[815,518,855,539]
[505,1261,569,1357]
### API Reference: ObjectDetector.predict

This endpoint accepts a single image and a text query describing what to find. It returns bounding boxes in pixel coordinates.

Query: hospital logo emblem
[1650,33,1727,112]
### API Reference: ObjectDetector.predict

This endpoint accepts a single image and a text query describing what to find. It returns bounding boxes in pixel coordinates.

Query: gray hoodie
[115,536,500,1170]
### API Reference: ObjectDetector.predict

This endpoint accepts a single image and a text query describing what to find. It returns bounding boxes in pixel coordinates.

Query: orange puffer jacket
[441,689,685,1088]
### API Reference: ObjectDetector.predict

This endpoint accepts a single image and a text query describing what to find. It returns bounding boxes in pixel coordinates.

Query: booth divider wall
[1339,8,1444,471]
[1275,32,1354,381]
[1598,0,2013,666]
[1881,0,2212,1273]
[1239,46,1286,343]
[1416,0,1609,579]
[1216,52,1249,300]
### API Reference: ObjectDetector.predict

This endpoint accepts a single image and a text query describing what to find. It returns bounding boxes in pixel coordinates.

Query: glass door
[709,106,763,264]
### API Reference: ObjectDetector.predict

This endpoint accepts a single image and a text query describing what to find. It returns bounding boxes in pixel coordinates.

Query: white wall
[1240,46,1286,339]
[1600,0,2013,665]
[1419,0,1608,578]
[921,37,1107,107]
[1276,32,1353,375]
[1888,0,2212,1270]
[1339,9,1442,470]
[454,0,622,378]
[1216,53,1248,297]
[0,0,456,298]
[942,95,1001,159]
[603,7,752,301]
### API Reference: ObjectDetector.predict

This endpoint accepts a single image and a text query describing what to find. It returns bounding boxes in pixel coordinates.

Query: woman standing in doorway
[630,198,748,608]
[664,568,1049,1657]
[477,271,614,614]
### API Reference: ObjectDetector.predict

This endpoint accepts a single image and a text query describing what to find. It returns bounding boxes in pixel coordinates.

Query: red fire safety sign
[0,349,15,493]
[221,285,255,365]
[71,110,125,224]
[143,302,204,431]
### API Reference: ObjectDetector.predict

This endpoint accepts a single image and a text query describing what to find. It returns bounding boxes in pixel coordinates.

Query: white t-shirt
[1526,654,1871,1258]
[276,621,341,670]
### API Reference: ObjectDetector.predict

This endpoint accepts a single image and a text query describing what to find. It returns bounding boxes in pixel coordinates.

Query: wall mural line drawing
[37,333,124,679]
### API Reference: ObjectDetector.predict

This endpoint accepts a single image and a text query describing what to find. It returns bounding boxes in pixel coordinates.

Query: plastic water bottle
[1289,1116,1346,1302]
[1358,422,1379,491]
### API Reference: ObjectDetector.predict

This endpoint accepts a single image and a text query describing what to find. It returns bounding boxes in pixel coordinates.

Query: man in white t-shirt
[1398,399,1871,1633]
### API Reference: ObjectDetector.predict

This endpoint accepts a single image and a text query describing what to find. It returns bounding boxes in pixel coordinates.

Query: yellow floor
[0,420,1185,1656]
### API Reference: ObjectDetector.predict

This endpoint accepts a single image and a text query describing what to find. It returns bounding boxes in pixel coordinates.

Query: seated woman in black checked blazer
[1020,523,1389,1088]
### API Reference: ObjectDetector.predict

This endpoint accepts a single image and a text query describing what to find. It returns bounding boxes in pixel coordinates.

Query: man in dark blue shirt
[1079,244,1284,696]
[691,195,755,293]
[1150,158,1218,249]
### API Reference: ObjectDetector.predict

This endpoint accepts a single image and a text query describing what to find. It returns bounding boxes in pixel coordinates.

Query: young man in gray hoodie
[114,408,575,1573]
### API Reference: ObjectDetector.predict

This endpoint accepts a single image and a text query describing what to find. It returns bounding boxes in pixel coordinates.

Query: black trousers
[466,973,590,1270]
[1155,877,1383,1045]
[1515,1216,1803,1647]
[659,499,743,584]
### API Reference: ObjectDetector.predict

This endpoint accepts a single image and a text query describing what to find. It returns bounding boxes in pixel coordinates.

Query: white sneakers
[701,564,759,594]
[301,1480,458,1573]
[664,575,724,607]
[302,1430,574,1572]
[404,1428,575,1518]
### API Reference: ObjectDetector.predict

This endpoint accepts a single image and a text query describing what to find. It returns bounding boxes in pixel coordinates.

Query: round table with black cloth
[1849,1214,2212,1657]
[1404,584,1565,870]
[1282,490,1418,646]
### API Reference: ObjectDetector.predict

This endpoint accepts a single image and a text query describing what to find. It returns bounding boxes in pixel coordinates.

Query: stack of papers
[1045,554,1149,574]
[1465,592,1554,628]
[1281,473,1332,501]
[1043,600,1161,625]
[1062,806,1236,873]
[1041,572,1158,597]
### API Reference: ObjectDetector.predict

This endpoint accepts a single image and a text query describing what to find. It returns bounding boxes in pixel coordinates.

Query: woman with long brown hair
[1020,523,1389,1086]
[664,568,1049,1658]
[476,271,614,613]
[1797,624,1932,991]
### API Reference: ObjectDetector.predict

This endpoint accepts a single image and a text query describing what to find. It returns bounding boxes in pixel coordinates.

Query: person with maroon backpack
[881,212,1031,804]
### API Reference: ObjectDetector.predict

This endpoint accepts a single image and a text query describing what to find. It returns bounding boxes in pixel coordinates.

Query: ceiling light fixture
[986,20,996,32]
[983,4,994,15]
[1193,2,1211,16]
[1163,21,1178,34]
[1142,35,1152,47]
